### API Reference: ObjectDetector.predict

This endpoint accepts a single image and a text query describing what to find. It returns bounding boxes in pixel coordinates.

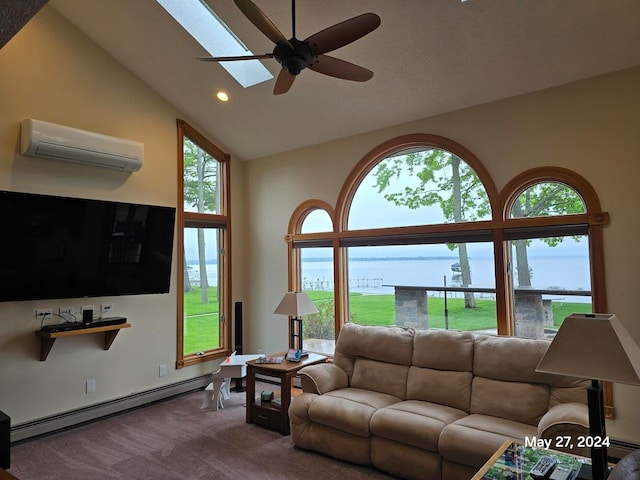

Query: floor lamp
[536,313,640,480]
[274,291,319,354]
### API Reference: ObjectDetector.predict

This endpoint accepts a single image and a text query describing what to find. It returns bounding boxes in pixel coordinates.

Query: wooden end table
[246,353,327,435]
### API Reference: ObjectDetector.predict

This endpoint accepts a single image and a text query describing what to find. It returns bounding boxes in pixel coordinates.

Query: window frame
[286,135,613,415]
[176,119,232,368]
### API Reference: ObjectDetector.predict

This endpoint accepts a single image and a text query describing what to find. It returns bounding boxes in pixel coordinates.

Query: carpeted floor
[7,386,396,479]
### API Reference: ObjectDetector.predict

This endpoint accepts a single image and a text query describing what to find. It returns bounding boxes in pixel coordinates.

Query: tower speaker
[0,410,9,470]
[234,301,243,355]
[231,302,245,392]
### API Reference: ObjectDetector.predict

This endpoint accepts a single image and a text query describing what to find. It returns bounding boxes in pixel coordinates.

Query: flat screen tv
[0,190,176,302]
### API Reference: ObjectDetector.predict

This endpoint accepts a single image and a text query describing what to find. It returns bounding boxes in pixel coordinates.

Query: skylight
[156,0,273,88]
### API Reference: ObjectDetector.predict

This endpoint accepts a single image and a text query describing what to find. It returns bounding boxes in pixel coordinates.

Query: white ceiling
[49,0,640,161]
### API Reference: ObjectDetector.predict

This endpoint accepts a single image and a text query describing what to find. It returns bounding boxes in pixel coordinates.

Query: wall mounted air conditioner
[20,119,143,172]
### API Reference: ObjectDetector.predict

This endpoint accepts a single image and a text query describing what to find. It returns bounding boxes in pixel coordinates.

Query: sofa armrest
[298,363,348,394]
[538,402,590,456]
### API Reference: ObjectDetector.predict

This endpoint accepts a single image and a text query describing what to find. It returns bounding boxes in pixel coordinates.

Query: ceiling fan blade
[197,54,274,62]
[308,55,373,82]
[305,13,381,55]
[234,0,293,49]
[273,68,296,95]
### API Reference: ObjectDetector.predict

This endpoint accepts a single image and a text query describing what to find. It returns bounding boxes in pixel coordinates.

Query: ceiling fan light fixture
[201,0,380,95]
[274,40,314,76]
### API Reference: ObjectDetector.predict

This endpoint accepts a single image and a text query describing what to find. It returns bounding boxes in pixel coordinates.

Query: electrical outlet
[159,364,167,377]
[81,305,94,313]
[59,306,74,316]
[100,303,114,314]
[36,309,52,320]
[86,379,96,393]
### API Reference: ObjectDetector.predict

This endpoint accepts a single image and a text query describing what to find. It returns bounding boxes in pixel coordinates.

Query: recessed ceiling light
[216,91,229,102]
[156,0,273,88]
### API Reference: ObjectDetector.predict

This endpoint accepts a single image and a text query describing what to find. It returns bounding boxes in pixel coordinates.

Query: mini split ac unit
[20,119,143,172]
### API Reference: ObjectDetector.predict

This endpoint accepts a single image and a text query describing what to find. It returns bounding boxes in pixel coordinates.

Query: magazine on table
[255,355,284,364]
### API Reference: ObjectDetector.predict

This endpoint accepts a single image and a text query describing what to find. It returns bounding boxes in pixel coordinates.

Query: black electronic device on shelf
[41,317,127,333]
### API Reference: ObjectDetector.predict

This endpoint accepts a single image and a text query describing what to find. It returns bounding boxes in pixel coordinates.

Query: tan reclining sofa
[289,323,590,480]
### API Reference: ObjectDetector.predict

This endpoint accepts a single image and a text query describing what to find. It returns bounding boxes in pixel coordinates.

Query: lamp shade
[273,292,319,317]
[536,313,640,385]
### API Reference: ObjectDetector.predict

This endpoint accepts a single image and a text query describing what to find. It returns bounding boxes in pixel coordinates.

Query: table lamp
[274,291,319,354]
[536,313,640,480]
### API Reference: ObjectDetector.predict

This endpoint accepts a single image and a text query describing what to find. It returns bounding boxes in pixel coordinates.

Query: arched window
[301,208,333,233]
[341,139,497,333]
[504,180,591,338]
[349,148,492,229]
[286,201,336,355]
[286,140,611,413]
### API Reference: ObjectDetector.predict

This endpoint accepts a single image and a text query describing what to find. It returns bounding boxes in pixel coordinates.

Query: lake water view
[187,255,592,303]
[301,256,592,303]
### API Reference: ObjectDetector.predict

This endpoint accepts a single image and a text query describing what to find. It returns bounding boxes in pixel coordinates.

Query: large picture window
[177,120,231,368]
[286,135,612,414]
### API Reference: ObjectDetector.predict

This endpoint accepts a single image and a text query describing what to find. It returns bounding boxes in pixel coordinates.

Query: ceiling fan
[197,0,381,95]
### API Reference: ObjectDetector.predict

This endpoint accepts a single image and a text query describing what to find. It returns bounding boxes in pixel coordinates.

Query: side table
[472,440,589,480]
[246,353,327,435]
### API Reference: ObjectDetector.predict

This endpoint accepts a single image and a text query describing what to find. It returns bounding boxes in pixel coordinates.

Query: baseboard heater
[10,375,210,443]
[609,438,640,461]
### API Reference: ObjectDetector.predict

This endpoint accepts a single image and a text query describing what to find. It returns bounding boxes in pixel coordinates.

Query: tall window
[287,201,336,354]
[177,120,231,368]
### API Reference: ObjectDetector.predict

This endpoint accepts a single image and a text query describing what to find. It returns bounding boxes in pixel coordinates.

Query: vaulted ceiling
[47,0,640,161]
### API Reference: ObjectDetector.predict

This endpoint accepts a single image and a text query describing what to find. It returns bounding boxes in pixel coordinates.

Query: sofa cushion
[471,376,549,425]
[352,358,409,399]
[294,422,373,466]
[371,437,442,480]
[550,383,588,407]
[413,329,474,372]
[370,400,467,452]
[439,414,537,468]
[307,387,400,437]
[473,334,551,383]
[298,363,349,394]
[407,366,472,412]
[333,323,414,380]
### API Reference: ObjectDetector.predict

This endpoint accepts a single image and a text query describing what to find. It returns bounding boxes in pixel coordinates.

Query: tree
[373,150,489,307]
[183,138,219,303]
[510,182,585,287]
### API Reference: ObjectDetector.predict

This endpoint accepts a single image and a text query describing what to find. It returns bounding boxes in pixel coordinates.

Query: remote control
[549,466,574,480]
[529,456,558,479]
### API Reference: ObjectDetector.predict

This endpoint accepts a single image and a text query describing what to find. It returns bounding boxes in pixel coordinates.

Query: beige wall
[0,7,245,424]
[244,66,640,443]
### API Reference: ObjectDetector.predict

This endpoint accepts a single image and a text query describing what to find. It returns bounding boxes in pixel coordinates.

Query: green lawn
[305,290,591,331]
[184,288,591,353]
[183,287,220,354]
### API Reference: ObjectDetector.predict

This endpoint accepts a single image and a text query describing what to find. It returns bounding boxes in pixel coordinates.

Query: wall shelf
[35,323,131,361]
